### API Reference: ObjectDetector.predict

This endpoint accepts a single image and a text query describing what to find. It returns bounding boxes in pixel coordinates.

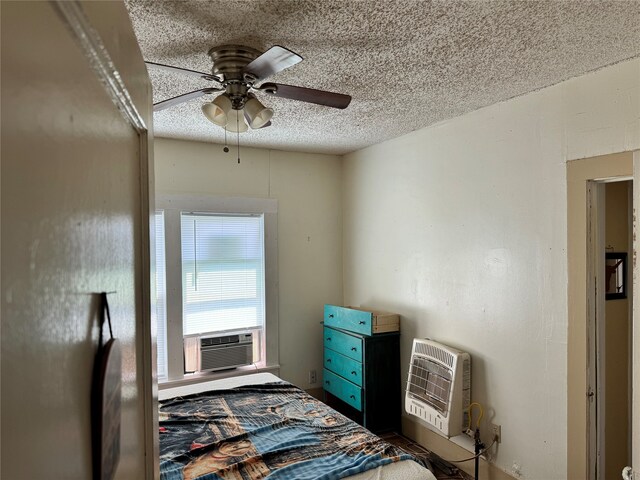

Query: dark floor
[380,432,473,480]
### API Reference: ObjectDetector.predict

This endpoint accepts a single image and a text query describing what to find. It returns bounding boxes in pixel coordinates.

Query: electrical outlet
[491,423,501,443]
[309,369,317,384]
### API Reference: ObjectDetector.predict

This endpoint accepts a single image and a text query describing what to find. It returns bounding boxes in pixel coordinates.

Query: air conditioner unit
[405,338,471,438]
[184,332,253,373]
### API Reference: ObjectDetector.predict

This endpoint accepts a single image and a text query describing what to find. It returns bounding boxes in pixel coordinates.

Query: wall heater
[405,338,471,437]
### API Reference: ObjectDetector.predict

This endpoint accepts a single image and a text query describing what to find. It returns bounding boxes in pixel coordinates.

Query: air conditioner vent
[185,332,253,372]
[201,334,240,347]
[200,343,252,371]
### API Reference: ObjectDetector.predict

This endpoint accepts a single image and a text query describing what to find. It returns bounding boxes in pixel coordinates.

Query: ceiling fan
[146,44,352,133]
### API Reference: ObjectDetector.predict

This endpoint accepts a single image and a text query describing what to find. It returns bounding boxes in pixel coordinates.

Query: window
[180,213,265,337]
[154,195,278,383]
[154,211,168,379]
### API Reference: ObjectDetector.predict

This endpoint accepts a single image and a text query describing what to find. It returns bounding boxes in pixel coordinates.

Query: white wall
[343,58,639,479]
[1,2,152,478]
[154,138,343,388]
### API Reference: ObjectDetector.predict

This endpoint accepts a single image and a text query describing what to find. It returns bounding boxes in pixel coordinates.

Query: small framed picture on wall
[605,252,627,300]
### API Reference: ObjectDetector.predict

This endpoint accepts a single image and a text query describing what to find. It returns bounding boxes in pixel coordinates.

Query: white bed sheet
[159,372,281,400]
[160,373,435,480]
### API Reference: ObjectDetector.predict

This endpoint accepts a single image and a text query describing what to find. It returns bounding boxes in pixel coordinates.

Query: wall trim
[50,0,147,132]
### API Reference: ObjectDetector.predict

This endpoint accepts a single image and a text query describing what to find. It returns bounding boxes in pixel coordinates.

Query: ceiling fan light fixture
[225,109,249,133]
[148,44,353,134]
[244,96,273,129]
[202,94,232,126]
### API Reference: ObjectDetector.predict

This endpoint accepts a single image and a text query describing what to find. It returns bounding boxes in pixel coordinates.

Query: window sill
[158,363,281,391]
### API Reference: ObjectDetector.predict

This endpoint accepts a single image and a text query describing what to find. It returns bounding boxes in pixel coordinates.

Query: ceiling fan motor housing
[208,45,263,110]
[208,45,260,80]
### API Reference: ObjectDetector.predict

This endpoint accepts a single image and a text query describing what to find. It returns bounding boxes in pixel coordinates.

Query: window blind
[180,213,265,336]
[155,211,168,380]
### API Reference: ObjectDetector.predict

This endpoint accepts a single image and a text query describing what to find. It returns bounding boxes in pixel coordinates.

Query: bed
[159,373,436,480]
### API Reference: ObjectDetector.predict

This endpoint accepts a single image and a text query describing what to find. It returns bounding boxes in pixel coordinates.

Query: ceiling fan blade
[243,46,303,82]
[145,61,220,82]
[154,87,221,112]
[259,83,351,109]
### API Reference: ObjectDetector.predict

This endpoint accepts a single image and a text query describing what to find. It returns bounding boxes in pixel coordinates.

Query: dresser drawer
[324,326,362,361]
[324,304,400,335]
[324,347,363,386]
[323,368,362,411]
[324,305,372,336]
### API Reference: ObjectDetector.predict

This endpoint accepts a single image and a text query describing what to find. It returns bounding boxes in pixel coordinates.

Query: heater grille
[407,355,453,415]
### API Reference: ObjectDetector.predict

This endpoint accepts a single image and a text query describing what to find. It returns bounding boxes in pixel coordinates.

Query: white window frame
[157,194,279,383]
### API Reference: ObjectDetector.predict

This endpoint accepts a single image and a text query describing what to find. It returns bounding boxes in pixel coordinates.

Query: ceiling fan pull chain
[223,126,229,153]
[237,115,241,164]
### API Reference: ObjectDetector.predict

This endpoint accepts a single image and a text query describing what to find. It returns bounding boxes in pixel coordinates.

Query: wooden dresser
[322,304,401,433]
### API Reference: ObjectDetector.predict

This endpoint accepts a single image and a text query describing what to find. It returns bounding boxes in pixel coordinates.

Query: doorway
[567,151,636,480]
[589,179,632,480]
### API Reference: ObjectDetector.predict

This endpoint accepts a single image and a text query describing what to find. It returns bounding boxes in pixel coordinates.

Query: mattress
[160,373,435,480]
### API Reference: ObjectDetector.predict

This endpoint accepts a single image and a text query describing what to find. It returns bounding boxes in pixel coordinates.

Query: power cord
[445,436,497,463]
[402,402,499,479]
[467,402,484,431]
[437,401,497,480]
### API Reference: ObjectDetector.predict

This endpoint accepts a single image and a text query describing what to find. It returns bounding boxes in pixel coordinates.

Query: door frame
[587,179,605,479]
[51,2,158,478]
[567,152,634,480]
[587,177,634,479]
[633,150,640,478]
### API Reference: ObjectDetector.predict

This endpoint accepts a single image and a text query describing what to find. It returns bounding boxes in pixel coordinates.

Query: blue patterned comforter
[159,382,412,479]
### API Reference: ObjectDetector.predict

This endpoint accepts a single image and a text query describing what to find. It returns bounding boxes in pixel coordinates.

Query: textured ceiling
[125,0,640,155]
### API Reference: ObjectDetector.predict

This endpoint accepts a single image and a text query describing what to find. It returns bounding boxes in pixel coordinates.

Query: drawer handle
[351,347,357,351]
[359,321,366,325]
[351,371,357,375]
[350,395,356,399]
[329,314,334,318]
[325,380,330,385]
[327,337,332,341]
[326,359,332,363]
